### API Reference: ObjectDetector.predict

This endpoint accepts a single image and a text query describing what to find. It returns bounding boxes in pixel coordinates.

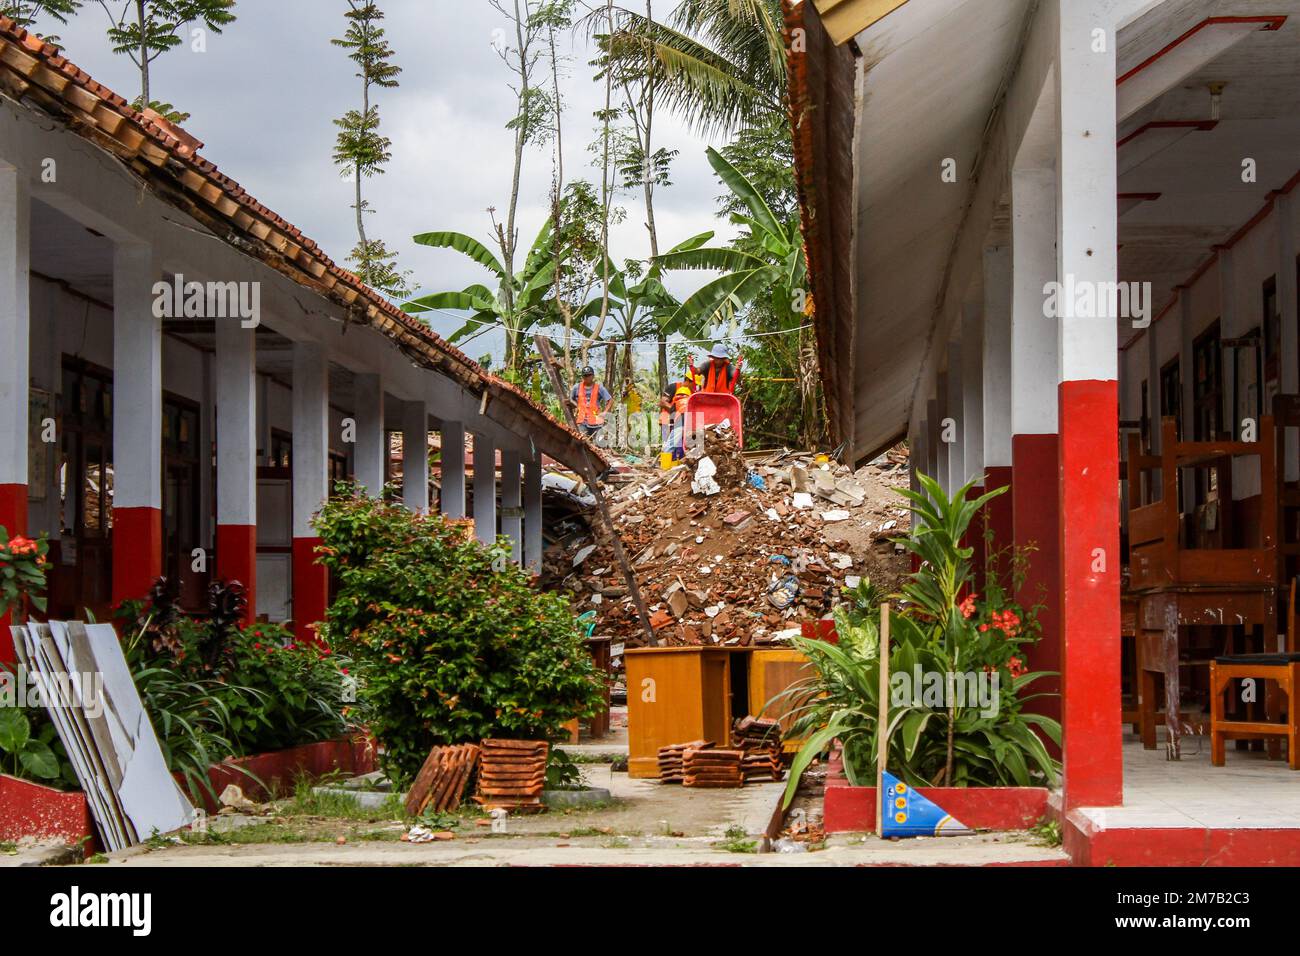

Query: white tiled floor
[1076,737,1300,829]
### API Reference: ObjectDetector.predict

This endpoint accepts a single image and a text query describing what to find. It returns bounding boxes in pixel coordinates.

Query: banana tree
[656,146,819,444]
[405,219,564,381]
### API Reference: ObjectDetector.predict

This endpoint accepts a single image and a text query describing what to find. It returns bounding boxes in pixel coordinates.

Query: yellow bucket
[659,452,674,470]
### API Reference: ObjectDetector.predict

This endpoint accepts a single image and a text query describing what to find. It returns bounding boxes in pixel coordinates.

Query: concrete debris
[541,433,911,649]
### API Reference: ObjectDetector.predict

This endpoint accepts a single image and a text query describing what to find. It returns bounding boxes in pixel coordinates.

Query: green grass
[1029,816,1063,848]
[284,781,406,821]
[716,824,758,854]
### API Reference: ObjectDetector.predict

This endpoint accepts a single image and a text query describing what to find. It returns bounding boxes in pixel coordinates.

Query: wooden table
[1135,587,1276,758]
[586,636,613,739]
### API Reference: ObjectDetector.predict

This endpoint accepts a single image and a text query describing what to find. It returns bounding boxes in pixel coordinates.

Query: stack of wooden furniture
[1124,416,1278,758]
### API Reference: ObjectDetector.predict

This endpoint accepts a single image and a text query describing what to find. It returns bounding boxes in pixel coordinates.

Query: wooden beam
[812,0,911,46]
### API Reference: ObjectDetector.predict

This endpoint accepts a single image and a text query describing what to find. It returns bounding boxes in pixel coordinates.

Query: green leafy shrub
[312,487,604,784]
[781,475,1060,806]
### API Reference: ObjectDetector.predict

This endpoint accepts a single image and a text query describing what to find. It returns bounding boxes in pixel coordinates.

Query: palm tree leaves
[411,231,507,278]
[706,146,783,241]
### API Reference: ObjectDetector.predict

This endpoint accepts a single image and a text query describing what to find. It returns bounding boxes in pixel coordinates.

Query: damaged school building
[790,0,1300,863]
[0,17,598,646]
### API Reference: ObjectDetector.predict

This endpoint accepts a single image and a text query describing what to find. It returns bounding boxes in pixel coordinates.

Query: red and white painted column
[439,422,466,518]
[524,453,543,573]
[402,400,429,514]
[472,432,496,546]
[499,448,523,563]
[1054,0,1122,809]
[0,164,30,654]
[982,244,1015,563]
[1010,165,1062,713]
[215,315,257,623]
[353,372,385,497]
[291,341,330,645]
[111,243,163,607]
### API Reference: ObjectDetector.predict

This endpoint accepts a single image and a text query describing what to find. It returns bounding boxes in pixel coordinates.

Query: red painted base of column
[111,506,162,609]
[216,524,257,625]
[0,483,28,665]
[1058,380,1122,809]
[292,537,329,646]
[1011,437,1062,742]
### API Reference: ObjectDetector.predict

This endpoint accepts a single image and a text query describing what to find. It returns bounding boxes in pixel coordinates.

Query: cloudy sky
[39,0,734,363]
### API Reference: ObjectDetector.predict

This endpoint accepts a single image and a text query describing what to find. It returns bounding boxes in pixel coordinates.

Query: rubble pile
[543,426,912,648]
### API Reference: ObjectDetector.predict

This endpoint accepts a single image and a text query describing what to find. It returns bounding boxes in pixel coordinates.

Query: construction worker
[569,366,613,438]
[658,369,699,445]
[667,383,693,460]
[700,343,740,394]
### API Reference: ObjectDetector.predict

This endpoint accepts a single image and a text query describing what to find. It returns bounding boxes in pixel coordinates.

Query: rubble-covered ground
[541,426,912,648]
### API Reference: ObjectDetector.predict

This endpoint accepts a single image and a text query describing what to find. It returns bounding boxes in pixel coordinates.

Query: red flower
[1008,656,1027,678]
[959,594,977,619]
[253,642,262,650]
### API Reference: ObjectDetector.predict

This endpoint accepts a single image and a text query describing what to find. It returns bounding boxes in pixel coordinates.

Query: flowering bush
[0,526,50,619]
[781,475,1059,803]
[312,487,604,785]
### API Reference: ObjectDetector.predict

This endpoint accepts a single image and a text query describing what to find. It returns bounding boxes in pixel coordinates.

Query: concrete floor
[1074,737,1300,831]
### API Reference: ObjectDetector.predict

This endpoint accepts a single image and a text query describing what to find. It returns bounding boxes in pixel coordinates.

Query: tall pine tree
[331,0,407,299]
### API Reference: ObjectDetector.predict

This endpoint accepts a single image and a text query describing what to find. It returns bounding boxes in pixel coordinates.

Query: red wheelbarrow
[685,391,744,448]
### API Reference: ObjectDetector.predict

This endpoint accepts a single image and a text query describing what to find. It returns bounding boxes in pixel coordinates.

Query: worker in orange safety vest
[699,343,740,394]
[569,366,614,437]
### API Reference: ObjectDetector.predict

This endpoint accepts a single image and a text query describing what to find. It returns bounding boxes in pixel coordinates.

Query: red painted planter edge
[0,734,377,849]
[822,749,1050,833]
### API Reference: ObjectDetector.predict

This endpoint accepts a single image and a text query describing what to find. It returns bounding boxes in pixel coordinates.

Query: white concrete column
[961,304,985,481]
[353,372,385,496]
[472,432,496,545]
[982,245,1013,468]
[1011,167,1059,436]
[946,341,964,490]
[291,342,329,539]
[926,396,941,484]
[402,401,429,513]
[500,449,523,563]
[113,244,164,513]
[524,454,543,573]
[216,318,257,527]
[440,422,466,518]
[0,166,30,509]
[934,373,950,492]
[1277,194,1298,481]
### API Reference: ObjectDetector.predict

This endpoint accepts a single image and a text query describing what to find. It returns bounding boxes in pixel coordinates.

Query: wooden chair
[1125,417,1279,758]
[1210,578,1299,769]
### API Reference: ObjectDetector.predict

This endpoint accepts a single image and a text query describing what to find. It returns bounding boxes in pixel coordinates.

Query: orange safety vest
[702,361,737,394]
[575,382,605,426]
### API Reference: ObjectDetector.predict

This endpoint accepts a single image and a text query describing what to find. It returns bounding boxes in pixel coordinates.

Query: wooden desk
[1135,587,1276,758]
[624,647,737,778]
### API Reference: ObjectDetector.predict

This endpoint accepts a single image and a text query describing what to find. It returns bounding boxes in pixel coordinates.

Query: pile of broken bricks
[543,425,912,648]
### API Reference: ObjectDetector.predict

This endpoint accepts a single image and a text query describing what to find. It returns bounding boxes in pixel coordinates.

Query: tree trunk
[137,0,149,107]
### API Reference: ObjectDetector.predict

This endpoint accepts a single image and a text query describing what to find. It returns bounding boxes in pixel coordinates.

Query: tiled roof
[0,16,606,469]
